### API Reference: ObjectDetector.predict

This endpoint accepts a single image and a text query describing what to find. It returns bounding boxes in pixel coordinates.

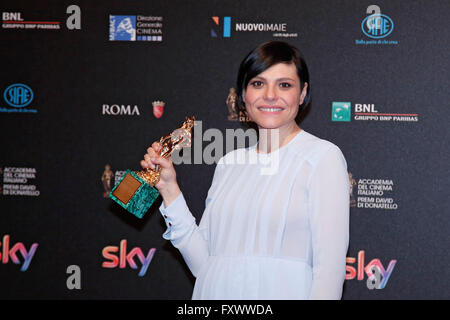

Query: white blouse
[159,129,350,299]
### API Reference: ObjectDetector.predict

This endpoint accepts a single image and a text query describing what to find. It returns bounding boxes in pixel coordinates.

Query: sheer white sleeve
[159,163,224,277]
[307,144,350,300]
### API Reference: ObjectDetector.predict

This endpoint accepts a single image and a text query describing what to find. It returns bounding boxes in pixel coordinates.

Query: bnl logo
[211,16,231,38]
[332,102,351,122]
[361,5,394,39]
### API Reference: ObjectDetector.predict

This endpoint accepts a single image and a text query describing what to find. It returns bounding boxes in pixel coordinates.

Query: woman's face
[244,62,308,131]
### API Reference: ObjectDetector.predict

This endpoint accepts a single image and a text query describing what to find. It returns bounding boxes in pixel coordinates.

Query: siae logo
[346,250,397,289]
[102,239,156,277]
[4,83,33,108]
[211,16,231,38]
[361,5,394,39]
[0,234,38,272]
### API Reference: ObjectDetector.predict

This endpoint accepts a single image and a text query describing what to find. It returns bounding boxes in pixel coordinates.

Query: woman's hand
[140,141,181,207]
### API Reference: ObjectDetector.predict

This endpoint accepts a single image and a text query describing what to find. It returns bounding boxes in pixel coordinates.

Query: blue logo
[4,84,34,108]
[361,14,394,39]
[332,102,351,122]
[109,15,136,41]
[211,16,231,38]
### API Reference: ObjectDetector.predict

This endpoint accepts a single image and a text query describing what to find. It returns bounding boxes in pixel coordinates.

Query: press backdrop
[0,0,449,299]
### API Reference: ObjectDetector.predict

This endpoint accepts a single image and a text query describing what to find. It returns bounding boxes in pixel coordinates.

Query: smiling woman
[236,41,310,119]
[244,63,306,132]
[141,41,350,300]
[236,41,311,153]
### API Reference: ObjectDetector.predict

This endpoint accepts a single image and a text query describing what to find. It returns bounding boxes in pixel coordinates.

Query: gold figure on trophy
[135,116,195,186]
[109,116,196,218]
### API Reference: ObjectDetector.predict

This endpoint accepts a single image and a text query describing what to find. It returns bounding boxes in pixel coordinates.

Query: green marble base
[109,170,160,219]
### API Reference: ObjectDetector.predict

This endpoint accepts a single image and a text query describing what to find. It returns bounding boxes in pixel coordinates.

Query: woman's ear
[299,82,308,105]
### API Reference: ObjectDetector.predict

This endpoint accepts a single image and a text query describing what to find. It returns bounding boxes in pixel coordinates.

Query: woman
[141,41,350,300]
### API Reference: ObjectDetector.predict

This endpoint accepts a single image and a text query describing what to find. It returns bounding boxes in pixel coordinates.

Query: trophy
[109,116,195,218]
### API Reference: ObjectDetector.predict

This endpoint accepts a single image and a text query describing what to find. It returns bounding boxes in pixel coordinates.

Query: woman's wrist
[159,183,182,208]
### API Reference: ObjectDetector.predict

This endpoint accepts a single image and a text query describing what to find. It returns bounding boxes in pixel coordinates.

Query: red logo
[152,101,165,118]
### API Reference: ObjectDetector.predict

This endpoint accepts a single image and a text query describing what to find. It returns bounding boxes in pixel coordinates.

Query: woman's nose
[263,84,277,101]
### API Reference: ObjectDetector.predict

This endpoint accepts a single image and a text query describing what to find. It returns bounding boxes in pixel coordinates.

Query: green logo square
[332,102,351,122]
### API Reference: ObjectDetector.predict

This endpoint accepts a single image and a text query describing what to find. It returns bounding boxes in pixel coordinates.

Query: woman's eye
[279,82,292,88]
[250,81,263,88]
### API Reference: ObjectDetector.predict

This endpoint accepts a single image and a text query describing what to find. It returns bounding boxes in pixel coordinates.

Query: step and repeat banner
[0,0,448,300]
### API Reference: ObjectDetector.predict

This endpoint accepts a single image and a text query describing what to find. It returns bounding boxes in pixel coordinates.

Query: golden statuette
[109,116,195,218]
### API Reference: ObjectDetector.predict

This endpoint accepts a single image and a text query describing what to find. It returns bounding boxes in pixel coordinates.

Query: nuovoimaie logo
[1,83,37,113]
[331,102,351,122]
[211,16,297,38]
[211,16,231,38]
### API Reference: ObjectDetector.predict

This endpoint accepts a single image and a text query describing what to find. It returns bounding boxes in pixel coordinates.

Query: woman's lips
[257,106,285,113]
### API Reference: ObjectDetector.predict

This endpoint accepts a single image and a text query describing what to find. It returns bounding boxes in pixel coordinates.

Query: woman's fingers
[140,159,150,169]
[142,154,172,170]
[150,155,172,169]
[141,143,177,188]
[141,142,167,170]
[143,154,155,169]
[151,141,162,153]
[146,147,157,157]
[144,153,152,163]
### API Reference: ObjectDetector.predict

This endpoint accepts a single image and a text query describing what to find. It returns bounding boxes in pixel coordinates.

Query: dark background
[0,0,448,299]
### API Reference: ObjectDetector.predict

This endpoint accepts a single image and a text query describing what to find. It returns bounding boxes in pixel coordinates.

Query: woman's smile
[257,106,285,113]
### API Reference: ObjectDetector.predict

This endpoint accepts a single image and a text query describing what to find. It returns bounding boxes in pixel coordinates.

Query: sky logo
[102,239,156,277]
[0,234,39,272]
[211,16,231,38]
[346,250,397,289]
[332,102,351,122]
